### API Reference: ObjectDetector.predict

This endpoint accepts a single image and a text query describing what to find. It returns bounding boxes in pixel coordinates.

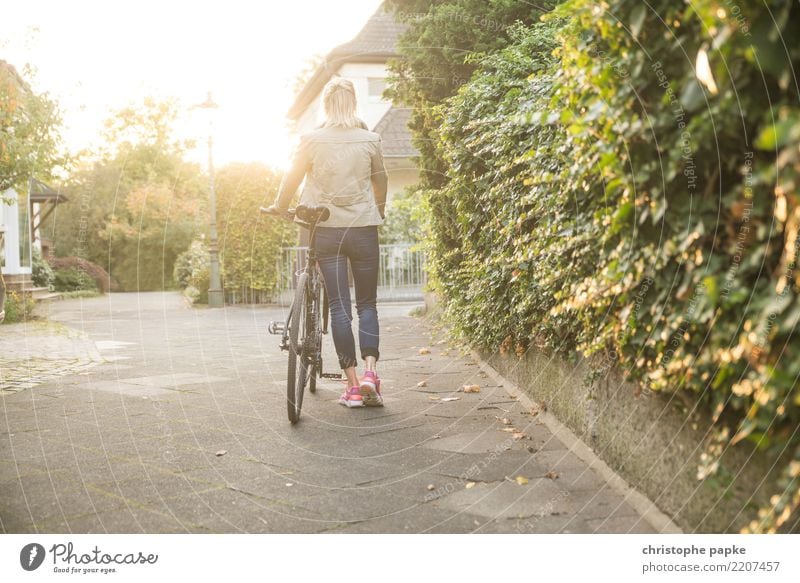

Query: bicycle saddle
[295,204,330,224]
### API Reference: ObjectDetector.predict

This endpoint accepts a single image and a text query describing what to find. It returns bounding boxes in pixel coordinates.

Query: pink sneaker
[359,370,383,407]
[339,386,364,408]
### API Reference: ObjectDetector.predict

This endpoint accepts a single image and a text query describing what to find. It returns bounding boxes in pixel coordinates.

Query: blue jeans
[314,226,380,369]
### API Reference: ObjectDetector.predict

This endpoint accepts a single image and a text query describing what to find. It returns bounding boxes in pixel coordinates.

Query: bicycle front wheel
[287,273,309,423]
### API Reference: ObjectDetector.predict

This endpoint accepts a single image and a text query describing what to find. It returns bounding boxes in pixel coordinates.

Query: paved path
[1,292,665,533]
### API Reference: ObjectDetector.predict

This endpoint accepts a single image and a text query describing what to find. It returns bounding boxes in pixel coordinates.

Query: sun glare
[0,0,383,169]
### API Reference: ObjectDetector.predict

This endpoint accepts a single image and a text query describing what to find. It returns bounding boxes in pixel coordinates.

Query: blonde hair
[322,78,360,128]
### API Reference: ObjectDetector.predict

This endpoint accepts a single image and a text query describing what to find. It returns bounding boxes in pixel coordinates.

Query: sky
[1,0,384,169]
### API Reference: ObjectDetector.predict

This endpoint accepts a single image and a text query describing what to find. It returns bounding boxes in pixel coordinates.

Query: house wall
[294,62,393,135]
[1,188,32,276]
[386,164,419,203]
[292,62,420,235]
[32,202,42,252]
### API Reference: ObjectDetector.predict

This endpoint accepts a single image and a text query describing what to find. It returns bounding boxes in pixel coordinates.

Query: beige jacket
[275,125,388,228]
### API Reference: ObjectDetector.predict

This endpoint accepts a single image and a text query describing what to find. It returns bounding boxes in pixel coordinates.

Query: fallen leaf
[515,476,529,486]
[512,432,526,440]
[426,484,436,491]
[419,348,431,355]
[545,470,560,480]
[465,481,476,489]
[417,380,428,387]
[499,417,512,425]
[441,350,450,356]
[215,450,227,457]
[463,384,481,393]
[286,483,293,487]
[441,397,460,402]
[501,427,518,433]
[428,395,440,401]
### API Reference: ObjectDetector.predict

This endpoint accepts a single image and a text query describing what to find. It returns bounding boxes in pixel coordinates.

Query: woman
[266,77,388,408]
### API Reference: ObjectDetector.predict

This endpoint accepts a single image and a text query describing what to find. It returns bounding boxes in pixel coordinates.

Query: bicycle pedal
[320,373,343,379]
[268,321,285,335]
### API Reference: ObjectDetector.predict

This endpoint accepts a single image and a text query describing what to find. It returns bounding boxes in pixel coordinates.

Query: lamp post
[192,92,223,307]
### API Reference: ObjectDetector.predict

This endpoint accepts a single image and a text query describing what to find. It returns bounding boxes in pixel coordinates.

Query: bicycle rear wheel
[287,273,310,423]
[307,275,322,394]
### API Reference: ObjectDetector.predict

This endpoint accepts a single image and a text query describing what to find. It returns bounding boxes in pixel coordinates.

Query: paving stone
[564,486,642,521]
[423,430,528,454]
[436,480,573,520]
[334,502,485,533]
[585,514,657,534]
[0,293,662,533]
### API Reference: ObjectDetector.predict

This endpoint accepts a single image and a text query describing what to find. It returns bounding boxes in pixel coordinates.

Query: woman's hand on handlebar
[261,204,293,220]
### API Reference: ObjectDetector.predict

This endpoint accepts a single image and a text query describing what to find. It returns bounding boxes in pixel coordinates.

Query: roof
[373,107,417,158]
[0,60,29,94]
[30,179,68,203]
[330,4,406,58]
[288,4,407,120]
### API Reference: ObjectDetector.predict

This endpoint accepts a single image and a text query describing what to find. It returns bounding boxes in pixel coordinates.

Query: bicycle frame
[269,213,335,378]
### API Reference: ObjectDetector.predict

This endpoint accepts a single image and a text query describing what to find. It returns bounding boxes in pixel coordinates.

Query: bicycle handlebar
[260,204,330,225]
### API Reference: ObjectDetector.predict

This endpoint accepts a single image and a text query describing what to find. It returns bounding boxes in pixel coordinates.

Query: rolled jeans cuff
[361,347,379,361]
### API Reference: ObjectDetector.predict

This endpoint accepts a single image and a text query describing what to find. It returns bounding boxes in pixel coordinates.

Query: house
[288,3,419,212]
[1,185,33,292]
[1,179,67,294]
[30,178,68,260]
[0,59,68,298]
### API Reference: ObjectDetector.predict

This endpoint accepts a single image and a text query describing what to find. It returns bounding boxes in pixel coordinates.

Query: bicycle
[261,203,343,423]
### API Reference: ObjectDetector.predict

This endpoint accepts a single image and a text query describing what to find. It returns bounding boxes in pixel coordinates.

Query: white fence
[273,243,427,306]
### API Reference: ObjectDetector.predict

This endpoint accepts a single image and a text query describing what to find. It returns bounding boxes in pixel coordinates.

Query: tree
[384,0,556,189]
[214,163,296,297]
[1,60,65,319]
[44,98,205,291]
[0,60,65,195]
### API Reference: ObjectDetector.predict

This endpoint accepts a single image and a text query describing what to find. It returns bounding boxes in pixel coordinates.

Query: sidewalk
[0,292,674,533]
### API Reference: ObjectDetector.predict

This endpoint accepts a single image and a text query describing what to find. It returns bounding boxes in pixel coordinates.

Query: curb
[469,347,683,534]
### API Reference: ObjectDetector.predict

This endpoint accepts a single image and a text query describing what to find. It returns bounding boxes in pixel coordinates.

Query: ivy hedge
[215,163,296,299]
[417,0,800,532]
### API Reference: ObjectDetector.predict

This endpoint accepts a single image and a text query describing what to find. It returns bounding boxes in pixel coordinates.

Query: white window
[367,77,387,102]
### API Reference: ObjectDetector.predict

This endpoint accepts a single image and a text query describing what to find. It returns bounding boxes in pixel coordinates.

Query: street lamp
[192,92,223,308]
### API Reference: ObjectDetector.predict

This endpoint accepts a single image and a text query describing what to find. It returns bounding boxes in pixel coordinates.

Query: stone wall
[424,291,788,533]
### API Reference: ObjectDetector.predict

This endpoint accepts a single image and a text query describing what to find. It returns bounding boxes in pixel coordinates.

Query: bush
[379,185,430,245]
[31,247,54,289]
[173,239,209,289]
[2,290,36,324]
[410,1,800,532]
[48,256,116,292]
[52,268,98,292]
[174,240,210,303]
[214,163,296,296]
[185,266,210,305]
